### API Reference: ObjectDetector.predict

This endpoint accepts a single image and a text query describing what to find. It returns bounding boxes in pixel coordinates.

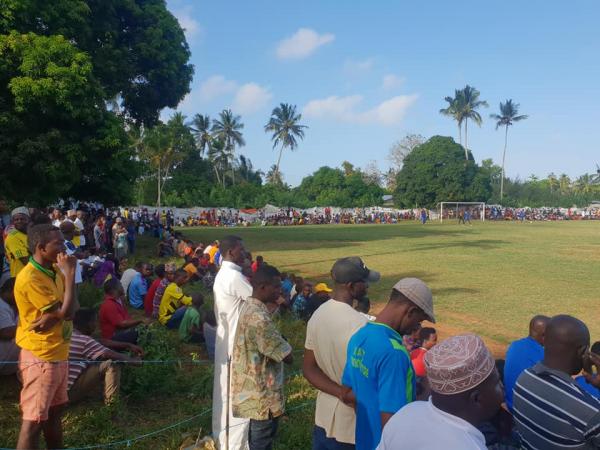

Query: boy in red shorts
[14,224,78,449]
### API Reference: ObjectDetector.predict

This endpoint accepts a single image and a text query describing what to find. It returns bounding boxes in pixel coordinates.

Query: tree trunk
[500,125,509,202]
[157,161,161,211]
[458,123,462,147]
[464,119,469,160]
[213,165,221,186]
[275,145,284,183]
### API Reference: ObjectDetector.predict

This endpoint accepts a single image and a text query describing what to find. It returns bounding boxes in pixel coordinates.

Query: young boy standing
[15,224,79,449]
[231,265,293,450]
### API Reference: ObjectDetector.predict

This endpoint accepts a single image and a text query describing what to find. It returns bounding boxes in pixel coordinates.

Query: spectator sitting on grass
[144,264,165,317]
[179,293,205,343]
[410,327,438,378]
[575,341,600,398]
[304,282,332,320]
[159,269,199,329]
[128,262,152,310]
[0,277,19,376]
[69,308,141,405]
[99,278,147,345]
[152,263,176,319]
[203,310,217,361]
[183,257,202,282]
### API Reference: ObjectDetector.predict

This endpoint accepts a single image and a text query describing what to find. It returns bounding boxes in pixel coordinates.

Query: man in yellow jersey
[4,207,30,277]
[14,224,78,450]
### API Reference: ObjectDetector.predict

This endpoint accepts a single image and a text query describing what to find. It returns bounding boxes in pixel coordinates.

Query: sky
[163,0,600,186]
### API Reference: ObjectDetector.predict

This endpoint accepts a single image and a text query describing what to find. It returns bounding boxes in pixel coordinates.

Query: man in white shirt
[303,256,380,449]
[119,265,138,297]
[74,211,86,248]
[0,277,19,375]
[212,235,253,449]
[377,334,504,450]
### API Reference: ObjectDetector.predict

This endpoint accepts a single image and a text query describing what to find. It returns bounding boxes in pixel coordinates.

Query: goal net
[438,202,486,223]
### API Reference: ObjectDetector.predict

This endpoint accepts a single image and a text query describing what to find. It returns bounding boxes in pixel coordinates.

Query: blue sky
[164,0,600,186]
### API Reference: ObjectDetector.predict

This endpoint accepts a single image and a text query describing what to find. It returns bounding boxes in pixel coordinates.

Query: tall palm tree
[461,85,488,159]
[559,173,571,194]
[211,109,245,184]
[264,103,307,181]
[207,139,230,187]
[190,114,212,156]
[440,90,466,152]
[490,99,528,201]
[265,164,283,185]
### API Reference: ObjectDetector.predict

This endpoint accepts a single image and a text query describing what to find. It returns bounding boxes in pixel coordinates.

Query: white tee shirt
[120,268,137,296]
[74,217,86,246]
[305,299,367,444]
[377,399,487,450]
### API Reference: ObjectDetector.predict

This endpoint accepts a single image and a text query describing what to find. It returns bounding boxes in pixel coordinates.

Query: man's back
[503,336,543,410]
[513,363,600,449]
[305,299,367,445]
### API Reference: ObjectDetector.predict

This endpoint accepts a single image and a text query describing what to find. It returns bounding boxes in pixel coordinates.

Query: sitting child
[410,327,438,377]
[178,294,205,343]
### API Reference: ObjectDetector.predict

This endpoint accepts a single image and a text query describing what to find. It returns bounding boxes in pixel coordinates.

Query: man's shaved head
[544,315,590,375]
[529,315,550,345]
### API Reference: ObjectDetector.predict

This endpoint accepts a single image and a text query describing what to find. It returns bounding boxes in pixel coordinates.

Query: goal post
[439,202,486,223]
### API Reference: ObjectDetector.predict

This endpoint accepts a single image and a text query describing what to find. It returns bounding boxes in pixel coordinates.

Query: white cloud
[199,75,238,102]
[303,94,418,126]
[382,74,405,90]
[232,83,273,114]
[344,58,375,74]
[276,28,335,60]
[172,6,202,41]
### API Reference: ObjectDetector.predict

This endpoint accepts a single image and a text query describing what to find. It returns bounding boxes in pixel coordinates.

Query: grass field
[1,221,599,449]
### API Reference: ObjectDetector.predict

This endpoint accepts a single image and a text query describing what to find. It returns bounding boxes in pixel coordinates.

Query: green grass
[1,221,599,449]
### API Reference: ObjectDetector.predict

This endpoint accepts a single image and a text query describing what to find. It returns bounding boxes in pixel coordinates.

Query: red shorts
[19,349,68,422]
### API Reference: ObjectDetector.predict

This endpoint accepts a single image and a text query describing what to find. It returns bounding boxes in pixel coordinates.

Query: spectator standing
[503,315,549,411]
[303,257,379,450]
[4,207,30,277]
[342,278,435,450]
[212,235,253,450]
[126,220,136,254]
[59,221,83,285]
[377,334,503,450]
[93,216,104,252]
[513,315,600,449]
[74,211,86,248]
[0,278,19,375]
[15,224,78,450]
[68,308,140,404]
[232,265,293,450]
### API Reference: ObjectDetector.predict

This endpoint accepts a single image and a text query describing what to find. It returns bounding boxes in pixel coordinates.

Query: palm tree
[461,85,488,159]
[264,103,307,182]
[265,164,283,185]
[559,173,571,194]
[490,99,528,201]
[440,90,466,152]
[548,173,559,193]
[211,109,245,184]
[190,114,212,156]
[207,139,230,187]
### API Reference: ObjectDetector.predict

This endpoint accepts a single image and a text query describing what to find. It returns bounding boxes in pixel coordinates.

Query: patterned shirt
[152,278,169,319]
[68,330,109,389]
[231,297,292,420]
[514,363,600,449]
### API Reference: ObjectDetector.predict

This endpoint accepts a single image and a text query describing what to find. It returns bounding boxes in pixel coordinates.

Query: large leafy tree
[211,109,245,185]
[394,136,491,208]
[0,0,192,204]
[490,99,528,201]
[264,103,307,182]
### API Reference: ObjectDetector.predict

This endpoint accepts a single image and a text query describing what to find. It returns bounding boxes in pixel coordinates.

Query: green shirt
[178,307,201,342]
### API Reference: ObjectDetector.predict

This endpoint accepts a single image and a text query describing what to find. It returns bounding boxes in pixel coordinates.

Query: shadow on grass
[433,287,480,296]
[407,239,508,252]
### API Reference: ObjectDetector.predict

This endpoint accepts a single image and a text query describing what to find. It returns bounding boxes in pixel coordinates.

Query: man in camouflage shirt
[232,264,293,450]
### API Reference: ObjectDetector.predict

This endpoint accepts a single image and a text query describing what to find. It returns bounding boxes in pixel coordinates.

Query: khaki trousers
[69,360,121,404]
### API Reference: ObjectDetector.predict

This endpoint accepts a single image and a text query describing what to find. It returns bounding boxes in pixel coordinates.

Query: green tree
[440,91,466,151]
[265,164,283,186]
[394,136,491,208]
[461,85,488,158]
[264,103,307,182]
[211,109,245,185]
[139,113,195,209]
[490,99,528,201]
[207,139,229,187]
[190,114,212,156]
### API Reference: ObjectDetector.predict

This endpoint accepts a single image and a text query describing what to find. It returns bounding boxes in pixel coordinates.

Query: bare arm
[98,347,141,364]
[99,338,144,356]
[58,254,79,320]
[115,318,144,329]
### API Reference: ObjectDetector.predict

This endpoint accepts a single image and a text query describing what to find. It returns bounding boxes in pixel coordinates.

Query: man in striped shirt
[513,315,600,449]
[69,308,141,404]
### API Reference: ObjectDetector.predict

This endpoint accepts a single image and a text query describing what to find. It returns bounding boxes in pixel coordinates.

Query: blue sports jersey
[342,322,416,450]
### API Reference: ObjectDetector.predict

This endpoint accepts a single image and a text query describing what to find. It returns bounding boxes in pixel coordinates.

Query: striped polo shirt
[68,330,109,389]
[513,363,600,449]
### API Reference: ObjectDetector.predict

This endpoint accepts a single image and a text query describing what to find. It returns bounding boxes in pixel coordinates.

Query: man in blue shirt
[503,315,549,410]
[342,278,435,450]
[128,263,152,309]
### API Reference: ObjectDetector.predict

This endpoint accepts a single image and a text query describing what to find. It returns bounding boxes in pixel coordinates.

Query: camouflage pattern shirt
[231,297,292,420]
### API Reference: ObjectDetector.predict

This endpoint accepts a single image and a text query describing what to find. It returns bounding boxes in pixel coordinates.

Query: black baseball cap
[331,257,380,284]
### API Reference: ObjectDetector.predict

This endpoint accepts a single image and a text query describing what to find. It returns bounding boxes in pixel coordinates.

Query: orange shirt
[410,347,427,377]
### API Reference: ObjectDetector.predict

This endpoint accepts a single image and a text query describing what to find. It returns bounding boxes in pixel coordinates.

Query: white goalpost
[439,202,486,223]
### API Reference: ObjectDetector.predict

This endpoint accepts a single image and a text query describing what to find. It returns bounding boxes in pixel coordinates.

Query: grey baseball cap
[331,257,380,284]
[392,278,435,323]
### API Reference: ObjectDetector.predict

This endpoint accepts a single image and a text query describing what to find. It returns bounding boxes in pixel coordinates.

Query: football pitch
[183,220,600,352]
